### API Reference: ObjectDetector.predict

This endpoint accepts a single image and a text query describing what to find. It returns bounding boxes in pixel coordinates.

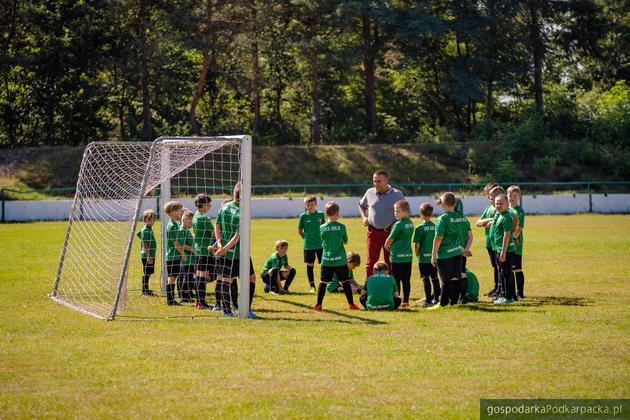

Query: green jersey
[261,251,288,276]
[216,201,240,259]
[457,217,472,249]
[512,205,525,255]
[363,272,398,310]
[166,221,181,261]
[480,205,496,249]
[193,212,214,257]
[179,226,196,267]
[465,269,479,302]
[320,221,348,267]
[387,217,414,263]
[298,210,325,250]
[434,211,464,259]
[137,224,156,258]
[454,199,464,217]
[413,221,435,264]
[327,269,353,293]
[491,210,516,253]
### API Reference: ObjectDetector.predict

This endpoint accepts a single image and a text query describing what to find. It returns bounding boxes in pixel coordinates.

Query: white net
[51,137,248,320]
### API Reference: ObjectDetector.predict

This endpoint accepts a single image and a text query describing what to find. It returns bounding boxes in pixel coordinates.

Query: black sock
[432,277,440,300]
[342,281,355,305]
[316,282,327,306]
[515,271,524,295]
[230,280,238,307]
[196,276,207,306]
[460,277,468,302]
[142,275,150,293]
[359,295,368,309]
[440,280,450,307]
[249,282,255,312]
[166,283,175,303]
[450,279,460,305]
[306,265,315,287]
[221,281,232,313]
[284,268,296,291]
[393,297,402,309]
[422,277,432,301]
[395,279,401,298]
[493,266,499,292]
[176,275,183,299]
[402,278,411,303]
[214,280,222,306]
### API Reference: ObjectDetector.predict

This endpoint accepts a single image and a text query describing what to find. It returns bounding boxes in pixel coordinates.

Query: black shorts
[196,255,215,274]
[511,254,523,271]
[141,257,155,276]
[261,268,288,285]
[437,255,461,282]
[486,247,497,268]
[495,251,515,275]
[180,264,194,276]
[304,249,323,264]
[166,260,181,277]
[217,257,255,279]
[418,262,437,279]
[391,262,412,283]
[320,265,349,284]
[461,256,467,273]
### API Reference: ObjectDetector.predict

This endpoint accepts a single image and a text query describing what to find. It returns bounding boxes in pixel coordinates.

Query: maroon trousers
[364,226,391,279]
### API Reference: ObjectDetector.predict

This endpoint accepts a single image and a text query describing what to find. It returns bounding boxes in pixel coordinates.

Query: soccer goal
[50,136,252,320]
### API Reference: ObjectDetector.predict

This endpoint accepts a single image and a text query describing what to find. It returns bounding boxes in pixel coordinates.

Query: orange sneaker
[402,302,410,307]
[313,305,323,311]
[348,304,360,310]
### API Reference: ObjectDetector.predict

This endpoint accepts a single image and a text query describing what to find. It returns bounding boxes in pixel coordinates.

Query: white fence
[3,194,630,222]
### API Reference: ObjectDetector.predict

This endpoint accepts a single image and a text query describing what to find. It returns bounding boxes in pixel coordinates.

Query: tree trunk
[311,14,320,145]
[190,0,213,135]
[528,1,544,111]
[251,7,260,133]
[361,14,377,137]
[139,0,153,139]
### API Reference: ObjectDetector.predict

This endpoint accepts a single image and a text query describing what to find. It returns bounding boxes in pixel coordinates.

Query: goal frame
[50,135,252,320]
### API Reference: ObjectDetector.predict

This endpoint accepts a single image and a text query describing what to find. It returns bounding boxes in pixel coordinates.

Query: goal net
[50,136,252,320]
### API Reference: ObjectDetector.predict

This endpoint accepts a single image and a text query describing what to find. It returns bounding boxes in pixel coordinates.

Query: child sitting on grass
[261,239,295,294]
[360,261,401,310]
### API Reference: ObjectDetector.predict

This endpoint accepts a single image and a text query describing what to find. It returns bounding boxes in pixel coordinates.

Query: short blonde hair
[182,210,194,219]
[484,182,498,193]
[164,201,182,215]
[347,251,361,265]
[325,201,339,217]
[489,186,505,200]
[275,239,289,249]
[507,185,521,195]
[373,261,388,273]
[142,209,156,222]
[395,199,410,213]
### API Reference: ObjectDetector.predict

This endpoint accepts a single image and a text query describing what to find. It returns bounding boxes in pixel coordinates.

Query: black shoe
[484,289,496,296]
[167,301,182,306]
[517,293,525,300]
[142,290,157,296]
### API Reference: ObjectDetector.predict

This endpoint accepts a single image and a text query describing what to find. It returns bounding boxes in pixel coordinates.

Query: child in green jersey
[507,185,525,299]
[490,194,518,304]
[136,209,157,296]
[215,183,257,318]
[164,201,186,306]
[476,182,499,297]
[177,209,198,304]
[261,239,295,294]
[429,192,465,309]
[313,201,359,311]
[327,251,362,293]
[193,193,217,310]
[384,200,414,307]
[457,215,473,304]
[298,195,325,293]
[414,203,440,306]
[360,261,401,310]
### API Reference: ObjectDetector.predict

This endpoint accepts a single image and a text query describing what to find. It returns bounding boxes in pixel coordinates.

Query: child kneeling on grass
[326,251,362,294]
[360,261,401,310]
[261,239,295,294]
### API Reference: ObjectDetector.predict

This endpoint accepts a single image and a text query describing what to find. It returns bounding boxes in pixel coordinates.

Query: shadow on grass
[516,295,594,307]
[257,297,387,325]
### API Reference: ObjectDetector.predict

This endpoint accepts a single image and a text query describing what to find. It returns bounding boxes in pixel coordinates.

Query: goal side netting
[50,136,251,320]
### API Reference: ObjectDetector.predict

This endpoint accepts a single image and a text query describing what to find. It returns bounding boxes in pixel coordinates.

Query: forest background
[1,0,629,184]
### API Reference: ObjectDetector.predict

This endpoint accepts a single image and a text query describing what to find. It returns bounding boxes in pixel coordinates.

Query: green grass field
[1,215,629,418]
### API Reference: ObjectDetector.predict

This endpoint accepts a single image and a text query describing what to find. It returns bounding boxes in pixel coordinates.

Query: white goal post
[50,136,252,320]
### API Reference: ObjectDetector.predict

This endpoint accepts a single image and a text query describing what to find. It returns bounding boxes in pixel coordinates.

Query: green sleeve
[298,213,305,230]
[342,225,348,243]
[435,217,445,236]
[502,214,513,233]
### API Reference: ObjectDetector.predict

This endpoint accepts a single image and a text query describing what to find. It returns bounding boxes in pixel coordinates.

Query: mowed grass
[0,215,629,419]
